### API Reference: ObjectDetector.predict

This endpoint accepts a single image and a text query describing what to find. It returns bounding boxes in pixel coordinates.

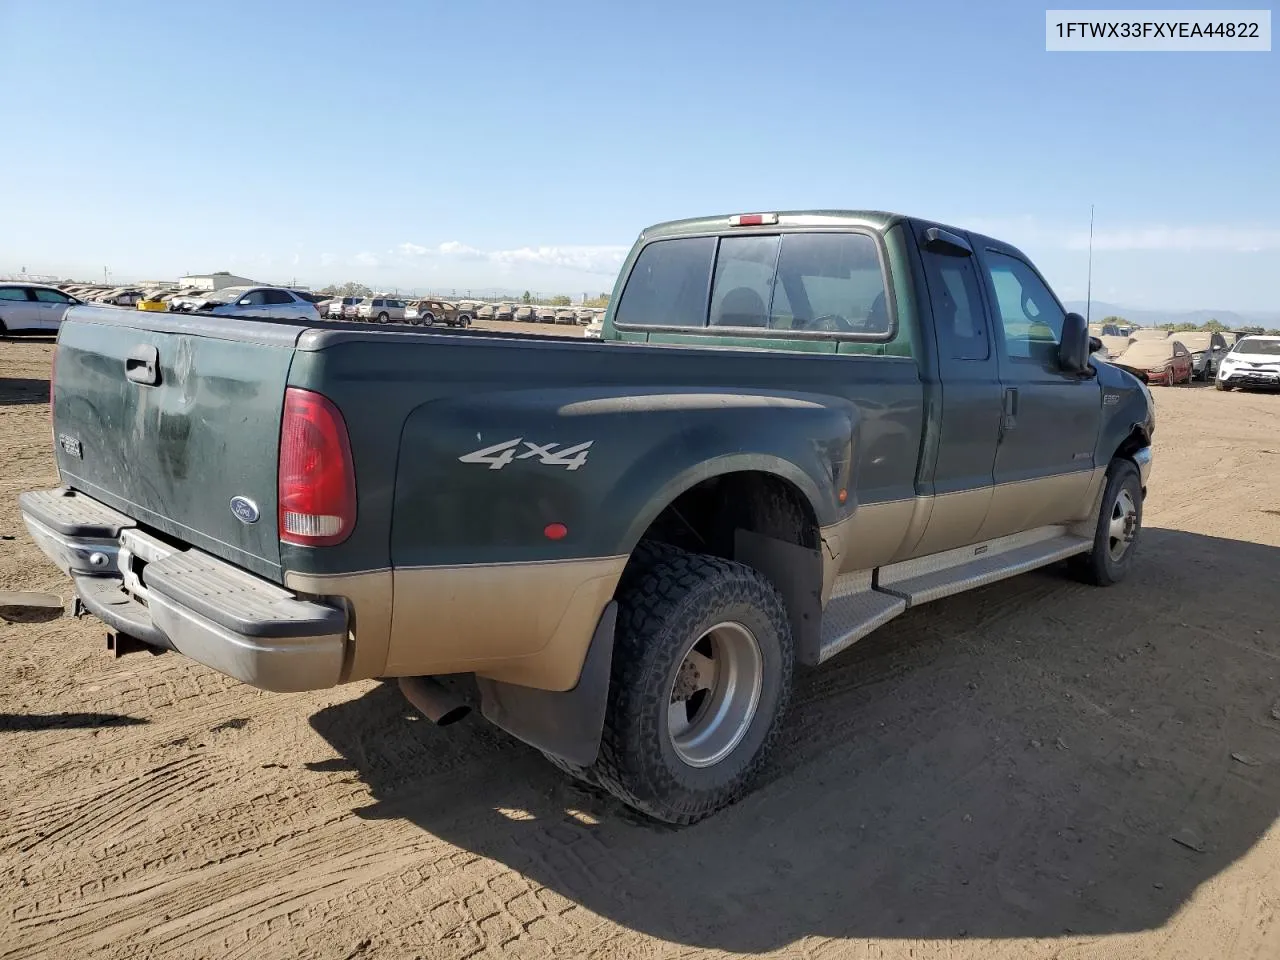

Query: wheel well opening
[1116,426,1150,463]
[634,471,819,562]
[624,472,824,664]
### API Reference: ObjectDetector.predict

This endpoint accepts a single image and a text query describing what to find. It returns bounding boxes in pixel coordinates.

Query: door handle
[125,344,160,385]
[1001,387,1018,431]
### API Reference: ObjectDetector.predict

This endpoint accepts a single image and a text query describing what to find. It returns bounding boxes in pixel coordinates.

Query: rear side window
[0,287,30,301]
[614,237,715,328]
[33,288,74,304]
[919,249,989,360]
[263,289,294,305]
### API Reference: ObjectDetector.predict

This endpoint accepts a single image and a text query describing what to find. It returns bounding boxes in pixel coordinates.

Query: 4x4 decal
[459,437,593,471]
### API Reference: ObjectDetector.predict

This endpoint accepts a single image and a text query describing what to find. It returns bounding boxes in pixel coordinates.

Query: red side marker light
[544,523,568,541]
[838,489,848,504]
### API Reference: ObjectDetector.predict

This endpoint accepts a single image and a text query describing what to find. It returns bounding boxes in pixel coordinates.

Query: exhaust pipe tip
[398,675,471,726]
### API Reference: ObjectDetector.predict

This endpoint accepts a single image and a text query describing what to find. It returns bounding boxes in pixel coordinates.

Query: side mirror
[1088,335,1103,355]
[1059,311,1091,373]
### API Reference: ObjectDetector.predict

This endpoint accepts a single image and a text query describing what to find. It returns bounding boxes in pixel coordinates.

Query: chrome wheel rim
[666,621,763,768]
[1108,488,1138,561]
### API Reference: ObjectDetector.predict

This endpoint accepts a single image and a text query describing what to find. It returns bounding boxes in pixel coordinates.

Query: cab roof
[640,210,905,240]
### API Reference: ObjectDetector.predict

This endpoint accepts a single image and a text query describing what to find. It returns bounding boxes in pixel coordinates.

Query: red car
[1113,339,1193,385]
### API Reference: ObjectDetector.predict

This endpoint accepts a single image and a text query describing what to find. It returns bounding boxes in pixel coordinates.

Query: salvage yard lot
[2,336,1279,960]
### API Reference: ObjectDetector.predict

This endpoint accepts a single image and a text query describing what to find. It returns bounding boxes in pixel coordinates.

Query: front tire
[377,312,389,324]
[586,543,793,825]
[1071,459,1143,586]
[1215,380,1231,391]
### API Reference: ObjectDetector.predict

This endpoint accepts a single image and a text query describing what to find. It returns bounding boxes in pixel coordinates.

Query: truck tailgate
[52,306,304,580]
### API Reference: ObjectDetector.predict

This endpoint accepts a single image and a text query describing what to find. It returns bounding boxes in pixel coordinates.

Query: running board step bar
[816,571,906,664]
[877,530,1092,607]
[814,527,1093,665]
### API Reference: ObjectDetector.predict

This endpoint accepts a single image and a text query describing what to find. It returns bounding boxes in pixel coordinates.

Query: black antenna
[1086,204,1095,324]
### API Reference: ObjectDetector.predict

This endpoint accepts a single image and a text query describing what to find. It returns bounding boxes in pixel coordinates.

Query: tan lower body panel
[384,556,628,692]
[284,568,394,683]
[819,498,916,603]
[821,469,1108,595]
[977,468,1104,541]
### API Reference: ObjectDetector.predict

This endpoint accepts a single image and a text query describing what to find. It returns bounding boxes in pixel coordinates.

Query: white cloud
[962,216,1280,254]
[354,251,380,267]
[396,240,628,275]
[1065,226,1280,253]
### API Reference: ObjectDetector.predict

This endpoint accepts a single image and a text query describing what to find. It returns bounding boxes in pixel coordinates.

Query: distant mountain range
[1063,301,1280,330]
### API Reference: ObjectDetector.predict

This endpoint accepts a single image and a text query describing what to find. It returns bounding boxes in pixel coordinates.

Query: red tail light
[279,387,357,547]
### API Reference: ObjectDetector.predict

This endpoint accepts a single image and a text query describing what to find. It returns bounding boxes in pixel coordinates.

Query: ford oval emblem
[230,496,260,524]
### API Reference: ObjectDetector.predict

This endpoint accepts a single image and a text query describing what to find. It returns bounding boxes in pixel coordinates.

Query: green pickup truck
[20,210,1155,824]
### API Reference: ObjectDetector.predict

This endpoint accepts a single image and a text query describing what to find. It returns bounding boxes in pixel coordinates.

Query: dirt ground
[2,333,1279,960]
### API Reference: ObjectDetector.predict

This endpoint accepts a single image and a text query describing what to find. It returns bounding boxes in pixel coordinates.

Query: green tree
[583,293,611,308]
[1101,315,1127,326]
[521,290,532,304]
[322,282,371,298]
[1202,318,1225,332]
[549,294,572,306]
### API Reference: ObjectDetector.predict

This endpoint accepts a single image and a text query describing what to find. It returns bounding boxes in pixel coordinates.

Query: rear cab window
[613,228,910,356]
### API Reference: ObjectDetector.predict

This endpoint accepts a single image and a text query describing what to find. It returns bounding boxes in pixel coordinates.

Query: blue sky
[2,0,1277,310]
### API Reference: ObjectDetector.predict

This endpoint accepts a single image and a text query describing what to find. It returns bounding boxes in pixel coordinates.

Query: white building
[179,271,256,291]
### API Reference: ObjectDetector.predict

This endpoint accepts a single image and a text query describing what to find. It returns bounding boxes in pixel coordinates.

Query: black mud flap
[475,601,616,767]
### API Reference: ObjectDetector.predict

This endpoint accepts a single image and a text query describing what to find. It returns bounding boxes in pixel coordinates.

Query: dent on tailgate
[52,308,300,580]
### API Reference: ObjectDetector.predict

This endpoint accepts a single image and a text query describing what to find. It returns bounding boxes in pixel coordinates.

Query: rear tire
[423,312,435,327]
[1071,458,1143,587]
[580,542,793,825]
[457,313,471,327]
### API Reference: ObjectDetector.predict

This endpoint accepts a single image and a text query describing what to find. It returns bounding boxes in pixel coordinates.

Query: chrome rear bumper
[19,488,347,692]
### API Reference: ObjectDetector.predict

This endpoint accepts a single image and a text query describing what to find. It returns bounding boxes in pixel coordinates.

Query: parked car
[356,297,407,323]
[1215,335,1280,391]
[1128,328,1170,343]
[326,296,364,320]
[494,303,515,320]
[475,304,496,320]
[24,208,1155,825]
[1098,335,1133,359]
[513,305,536,322]
[1113,339,1193,385]
[536,306,556,323]
[1175,331,1229,380]
[169,286,321,321]
[555,309,577,325]
[583,316,603,339]
[406,299,471,327]
[136,291,172,312]
[0,283,84,333]
[576,308,596,325]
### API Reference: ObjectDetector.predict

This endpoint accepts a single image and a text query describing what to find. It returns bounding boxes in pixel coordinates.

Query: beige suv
[355,297,407,323]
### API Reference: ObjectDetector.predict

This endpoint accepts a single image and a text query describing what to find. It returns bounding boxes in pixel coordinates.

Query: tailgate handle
[125,345,160,386]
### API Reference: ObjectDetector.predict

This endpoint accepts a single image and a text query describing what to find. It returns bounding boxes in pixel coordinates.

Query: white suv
[0,284,84,333]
